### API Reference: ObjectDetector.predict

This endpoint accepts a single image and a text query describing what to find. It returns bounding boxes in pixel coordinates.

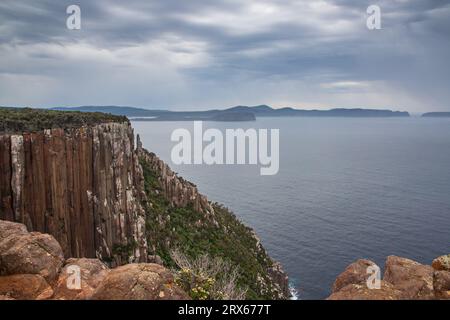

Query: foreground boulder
[331,259,378,293]
[0,220,64,283]
[52,258,109,300]
[0,274,53,300]
[328,281,402,300]
[383,256,434,299]
[91,263,189,300]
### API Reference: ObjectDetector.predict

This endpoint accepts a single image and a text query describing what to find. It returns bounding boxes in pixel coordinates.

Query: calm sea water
[132,117,450,300]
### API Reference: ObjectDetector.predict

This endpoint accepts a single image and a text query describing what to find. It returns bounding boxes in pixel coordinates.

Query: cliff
[0,117,148,266]
[0,107,289,300]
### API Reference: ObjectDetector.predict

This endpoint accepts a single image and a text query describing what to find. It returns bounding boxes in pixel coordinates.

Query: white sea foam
[289,283,300,300]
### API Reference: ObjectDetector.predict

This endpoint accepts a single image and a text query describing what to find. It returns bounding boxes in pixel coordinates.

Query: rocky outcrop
[0,220,187,300]
[91,263,189,300]
[0,122,147,266]
[328,254,450,300]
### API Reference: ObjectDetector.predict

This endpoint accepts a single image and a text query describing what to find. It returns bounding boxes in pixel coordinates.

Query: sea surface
[132,117,450,299]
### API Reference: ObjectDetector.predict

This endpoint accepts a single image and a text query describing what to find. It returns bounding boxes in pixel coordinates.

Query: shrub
[170,249,247,300]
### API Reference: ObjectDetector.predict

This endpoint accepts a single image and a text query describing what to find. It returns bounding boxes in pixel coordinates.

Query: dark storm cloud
[0,0,449,111]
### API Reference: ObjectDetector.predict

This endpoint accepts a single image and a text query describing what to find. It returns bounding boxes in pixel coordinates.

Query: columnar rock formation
[0,122,147,265]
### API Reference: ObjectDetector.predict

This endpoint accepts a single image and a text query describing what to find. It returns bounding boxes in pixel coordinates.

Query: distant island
[52,105,410,121]
[422,112,450,118]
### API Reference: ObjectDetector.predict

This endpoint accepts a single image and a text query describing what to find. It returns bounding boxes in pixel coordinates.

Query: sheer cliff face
[0,122,147,266]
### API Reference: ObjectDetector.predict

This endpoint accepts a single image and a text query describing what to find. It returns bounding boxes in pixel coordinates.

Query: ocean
[132,117,450,299]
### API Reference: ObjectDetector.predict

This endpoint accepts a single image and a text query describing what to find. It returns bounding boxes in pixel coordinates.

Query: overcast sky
[0,0,449,112]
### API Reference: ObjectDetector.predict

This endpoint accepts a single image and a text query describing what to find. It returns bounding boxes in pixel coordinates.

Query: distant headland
[422,112,450,118]
[52,105,410,121]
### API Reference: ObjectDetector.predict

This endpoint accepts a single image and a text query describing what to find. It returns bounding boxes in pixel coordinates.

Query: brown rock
[0,294,15,300]
[0,274,53,300]
[433,270,450,299]
[332,259,378,293]
[52,258,109,300]
[0,220,64,283]
[91,263,189,300]
[383,256,434,299]
[432,254,450,271]
[327,281,402,300]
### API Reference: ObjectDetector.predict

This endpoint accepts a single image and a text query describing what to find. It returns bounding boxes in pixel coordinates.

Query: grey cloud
[0,0,449,111]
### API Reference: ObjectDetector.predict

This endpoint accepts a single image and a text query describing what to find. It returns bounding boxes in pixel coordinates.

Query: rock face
[0,220,64,283]
[91,263,189,300]
[0,122,147,266]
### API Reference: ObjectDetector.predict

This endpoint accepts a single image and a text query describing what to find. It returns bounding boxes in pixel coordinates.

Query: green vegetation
[0,107,128,133]
[140,157,283,299]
